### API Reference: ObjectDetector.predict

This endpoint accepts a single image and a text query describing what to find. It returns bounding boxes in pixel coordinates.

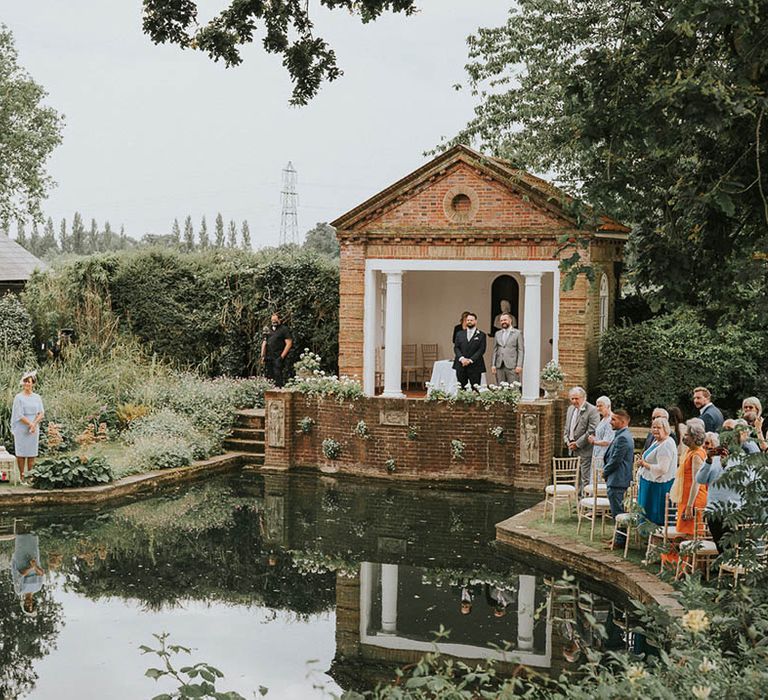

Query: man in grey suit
[490,313,524,385]
[563,386,600,495]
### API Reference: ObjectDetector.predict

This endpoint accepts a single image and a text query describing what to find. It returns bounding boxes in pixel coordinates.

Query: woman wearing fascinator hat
[11,371,45,484]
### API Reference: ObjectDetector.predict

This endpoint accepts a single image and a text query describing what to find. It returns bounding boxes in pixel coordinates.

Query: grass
[529,502,649,567]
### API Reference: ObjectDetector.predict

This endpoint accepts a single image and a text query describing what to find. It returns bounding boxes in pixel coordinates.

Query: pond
[0,471,638,699]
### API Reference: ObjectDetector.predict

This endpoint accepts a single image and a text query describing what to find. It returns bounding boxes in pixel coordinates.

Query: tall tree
[15,219,27,249]
[214,213,225,248]
[28,221,41,256]
[41,216,57,256]
[241,220,251,250]
[71,212,85,254]
[303,222,339,258]
[183,215,195,251]
[103,220,114,249]
[455,0,768,323]
[141,1,418,106]
[88,218,99,254]
[0,26,64,223]
[58,218,69,253]
[227,219,237,248]
[198,215,209,249]
[171,218,181,246]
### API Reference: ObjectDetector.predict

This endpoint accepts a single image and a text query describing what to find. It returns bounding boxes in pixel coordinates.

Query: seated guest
[643,407,669,450]
[672,418,708,537]
[452,311,470,345]
[636,417,678,525]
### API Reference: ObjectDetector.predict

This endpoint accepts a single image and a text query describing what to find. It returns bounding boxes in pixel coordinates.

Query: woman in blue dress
[11,371,45,483]
[636,416,678,524]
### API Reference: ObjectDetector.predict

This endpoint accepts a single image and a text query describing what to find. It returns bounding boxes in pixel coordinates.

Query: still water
[0,471,633,699]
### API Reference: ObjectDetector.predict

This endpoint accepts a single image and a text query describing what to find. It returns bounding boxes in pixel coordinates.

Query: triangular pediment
[331,145,628,237]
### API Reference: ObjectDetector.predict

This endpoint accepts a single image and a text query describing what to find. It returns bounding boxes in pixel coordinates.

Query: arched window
[599,274,609,335]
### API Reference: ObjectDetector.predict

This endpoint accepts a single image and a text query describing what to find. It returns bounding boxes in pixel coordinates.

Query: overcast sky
[3,1,512,247]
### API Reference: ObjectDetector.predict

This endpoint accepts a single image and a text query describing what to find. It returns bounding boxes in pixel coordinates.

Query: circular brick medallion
[443,186,479,223]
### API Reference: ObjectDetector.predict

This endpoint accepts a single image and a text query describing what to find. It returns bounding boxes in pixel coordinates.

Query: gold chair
[645,493,684,572]
[401,344,418,390]
[543,457,580,524]
[583,456,607,497]
[676,507,717,581]
[610,481,641,558]
[419,344,439,387]
[576,463,612,541]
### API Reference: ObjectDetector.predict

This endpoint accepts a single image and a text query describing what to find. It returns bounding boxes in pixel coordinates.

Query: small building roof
[332,144,629,237]
[0,234,47,282]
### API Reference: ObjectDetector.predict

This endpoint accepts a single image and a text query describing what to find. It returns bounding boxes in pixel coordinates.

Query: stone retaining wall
[263,391,564,489]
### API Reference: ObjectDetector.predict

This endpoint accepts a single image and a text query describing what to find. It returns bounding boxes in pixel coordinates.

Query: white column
[363,267,377,396]
[551,271,560,363]
[521,272,543,400]
[380,563,399,634]
[382,271,405,398]
[517,575,536,651]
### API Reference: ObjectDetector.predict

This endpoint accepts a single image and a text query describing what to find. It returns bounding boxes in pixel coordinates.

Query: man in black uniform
[260,312,293,387]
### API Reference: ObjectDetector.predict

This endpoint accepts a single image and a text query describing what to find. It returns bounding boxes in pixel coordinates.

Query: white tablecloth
[428,360,486,396]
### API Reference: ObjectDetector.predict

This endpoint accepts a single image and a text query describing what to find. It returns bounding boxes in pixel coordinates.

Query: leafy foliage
[30,454,113,489]
[597,309,764,415]
[0,25,64,223]
[453,0,768,325]
[303,222,339,258]
[141,0,418,105]
[22,247,339,378]
[0,293,33,358]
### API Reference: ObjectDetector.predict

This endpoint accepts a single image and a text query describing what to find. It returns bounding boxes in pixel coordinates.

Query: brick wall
[264,392,562,490]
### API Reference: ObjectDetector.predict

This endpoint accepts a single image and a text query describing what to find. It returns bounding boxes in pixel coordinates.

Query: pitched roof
[331,144,629,236]
[0,234,47,281]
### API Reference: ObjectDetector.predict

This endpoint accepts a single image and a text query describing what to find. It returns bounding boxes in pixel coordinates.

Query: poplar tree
[88,218,99,253]
[41,216,57,255]
[71,212,85,254]
[58,218,69,253]
[227,219,237,248]
[29,221,41,256]
[214,213,225,247]
[241,220,251,250]
[171,218,181,245]
[16,220,27,249]
[183,215,195,251]
[198,215,209,249]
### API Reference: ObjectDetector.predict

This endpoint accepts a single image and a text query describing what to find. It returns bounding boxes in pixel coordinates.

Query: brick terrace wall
[264,391,561,490]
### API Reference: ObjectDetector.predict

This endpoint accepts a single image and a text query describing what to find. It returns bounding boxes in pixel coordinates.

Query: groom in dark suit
[453,312,486,390]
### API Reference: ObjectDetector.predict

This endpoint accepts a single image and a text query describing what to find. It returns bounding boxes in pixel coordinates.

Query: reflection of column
[521,272,542,401]
[382,271,405,398]
[517,574,536,651]
[380,563,399,634]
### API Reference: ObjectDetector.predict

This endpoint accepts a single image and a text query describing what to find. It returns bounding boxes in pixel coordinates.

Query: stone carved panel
[379,407,409,427]
[263,494,286,545]
[267,399,285,447]
[520,413,540,465]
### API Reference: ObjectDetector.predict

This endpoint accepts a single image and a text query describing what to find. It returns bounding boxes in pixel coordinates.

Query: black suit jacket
[453,329,487,373]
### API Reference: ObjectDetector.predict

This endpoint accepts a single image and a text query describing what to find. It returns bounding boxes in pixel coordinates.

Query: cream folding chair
[583,455,607,498]
[718,523,768,587]
[576,463,612,541]
[401,344,418,390]
[645,492,684,572]
[543,457,580,524]
[676,507,718,581]
[419,344,439,387]
[610,481,641,558]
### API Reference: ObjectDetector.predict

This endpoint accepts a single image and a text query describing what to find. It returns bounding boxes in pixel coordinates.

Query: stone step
[235,409,265,430]
[231,428,265,441]
[224,438,265,455]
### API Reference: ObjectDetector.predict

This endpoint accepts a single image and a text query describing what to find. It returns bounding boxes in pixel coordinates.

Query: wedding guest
[11,371,44,484]
[588,396,614,468]
[636,417,678,525]
[672,418,708,537]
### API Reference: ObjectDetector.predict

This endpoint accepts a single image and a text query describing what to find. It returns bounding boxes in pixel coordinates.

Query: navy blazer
[453,329,487,373]
[699,404,724,433]
[603,427,634,489]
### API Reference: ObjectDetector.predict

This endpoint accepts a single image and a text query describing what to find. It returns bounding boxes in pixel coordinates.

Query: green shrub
[129,435,193,471]
[23,247,339,377]
[598,309,764,416]
[30,454,113,489]
[0,293,34,358]
[124,409,216,461]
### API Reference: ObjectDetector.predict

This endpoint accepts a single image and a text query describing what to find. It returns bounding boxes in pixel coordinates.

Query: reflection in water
[0,472,639,698]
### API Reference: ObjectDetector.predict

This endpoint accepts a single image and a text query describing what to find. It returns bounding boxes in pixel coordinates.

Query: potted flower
[540,360,565,399]
[294,349,322,379]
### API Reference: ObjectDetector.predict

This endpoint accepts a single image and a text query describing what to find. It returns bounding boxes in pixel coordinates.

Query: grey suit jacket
[563,402,600,456]
[492,328,524,370]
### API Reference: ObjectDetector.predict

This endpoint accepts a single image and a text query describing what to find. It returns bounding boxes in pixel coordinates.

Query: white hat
[19,370,37,386]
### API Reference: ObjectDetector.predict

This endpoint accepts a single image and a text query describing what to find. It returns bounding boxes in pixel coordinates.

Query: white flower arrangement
[540,360,565,382]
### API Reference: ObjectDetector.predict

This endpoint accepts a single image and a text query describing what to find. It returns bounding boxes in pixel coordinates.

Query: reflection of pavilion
[358,563,549,667]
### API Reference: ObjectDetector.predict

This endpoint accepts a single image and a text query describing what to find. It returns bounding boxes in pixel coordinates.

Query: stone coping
[0,452,248,509]
[496,500,683,617]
